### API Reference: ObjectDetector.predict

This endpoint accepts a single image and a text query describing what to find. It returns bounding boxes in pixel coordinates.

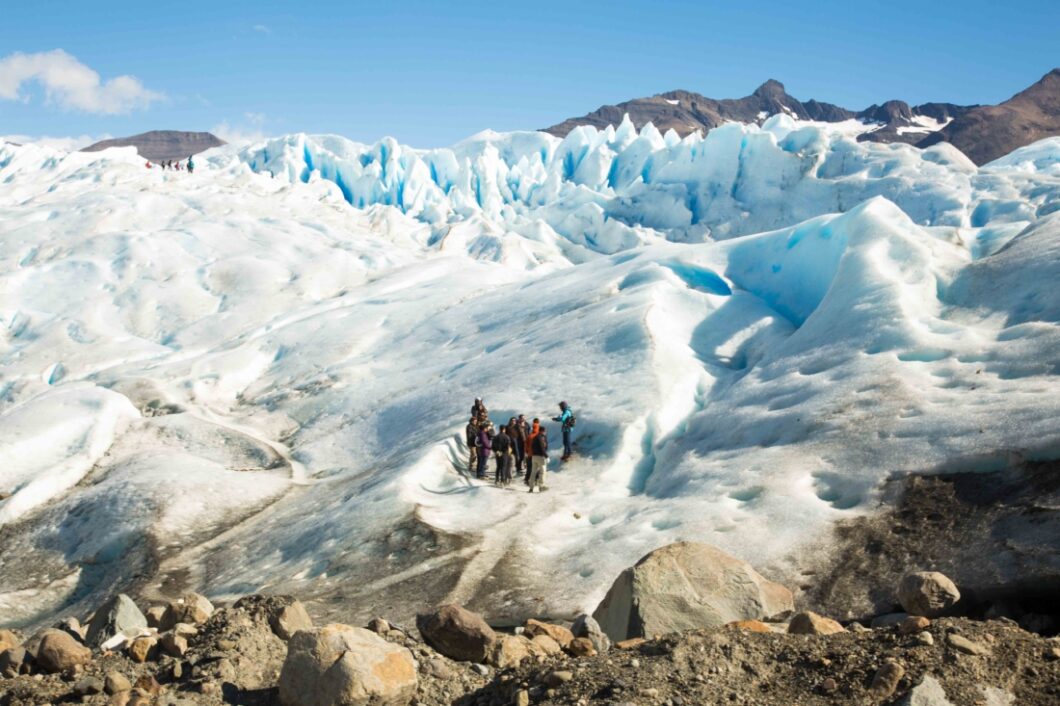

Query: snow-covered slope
[1,122,1059,628]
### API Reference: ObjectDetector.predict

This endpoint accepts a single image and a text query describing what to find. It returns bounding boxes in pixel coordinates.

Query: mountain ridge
[81,130,224,161]
[545,70,1060,164]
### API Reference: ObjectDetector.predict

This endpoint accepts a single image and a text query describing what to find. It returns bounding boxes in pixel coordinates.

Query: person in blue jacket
[553,401,574,462]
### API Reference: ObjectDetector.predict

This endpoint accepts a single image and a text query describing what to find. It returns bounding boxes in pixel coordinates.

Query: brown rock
[0,647,30,677]
[160,592,214,630]
[787,611,846,636]
[105,671,132,694]
[0,629,20,652]
[899,615,931,635]
[524,619,574,649]
[126,636,157,663]
[416,604,497,663]
[726,619,772,633]
[946,633,991,656]
[514,689,530,706]
[490,635,535,669]
[820,677,838,693]
[568,637,597,656]
[133,675,161,695]
[544,670,573,687]
[160,632,188,657]
[36,629,92,673]
[615,637,647,650]
[898,572,960,618]
[271,600,313,640]
[529,634,562,656]
[367,617,390,635]
[144,606,166,629]
[869,660,905,699]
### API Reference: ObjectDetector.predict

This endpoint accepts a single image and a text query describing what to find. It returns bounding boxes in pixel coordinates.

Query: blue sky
[2,0,1057,147]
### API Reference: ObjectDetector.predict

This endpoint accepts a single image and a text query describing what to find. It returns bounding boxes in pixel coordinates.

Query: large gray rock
[278,624,416,706]
[416,604,497,663]
[86,594,148,647]
[571,613,611,653]
[900,675,955,706]
[898,572,961,618]
[592,542,794,641]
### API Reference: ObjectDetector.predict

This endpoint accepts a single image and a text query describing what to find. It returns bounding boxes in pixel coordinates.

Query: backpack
[566,410,577,428]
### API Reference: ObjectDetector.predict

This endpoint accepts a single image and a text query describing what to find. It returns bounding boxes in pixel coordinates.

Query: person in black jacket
[493,425,513,486]
[510,415,529,474]
[528,426,549,492]
[465,417,479,474]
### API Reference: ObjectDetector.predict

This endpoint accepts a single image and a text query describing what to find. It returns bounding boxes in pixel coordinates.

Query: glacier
[1,118,1059,629]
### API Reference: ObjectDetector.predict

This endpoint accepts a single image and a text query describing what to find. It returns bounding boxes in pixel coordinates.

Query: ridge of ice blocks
[1,123,1058,628]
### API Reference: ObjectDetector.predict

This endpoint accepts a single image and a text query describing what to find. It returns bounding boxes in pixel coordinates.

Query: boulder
[367,618,390,635]
[571,613,611,653]
[86,594,148,648]
[869,660,905,699]
[160,592,214,630]
[57,617,87,642]
[899,615,932,635]
[74,676,105,695]
[271,601,313,640]
[105,671,133,694]
[0,630,20,654]
[900,675,955,706]
[787,611,846,636]
[36,629,92,673]
[416,604,496,663]
[489,635,535,669]
[127,636,158,663]
[568,637,597,656]
[160,632,188,657]
[529,634,562,656]
[0,647,30,677]
[145,606,166,629]
[898,572,960,618]
[232,594,314,641]
[523,619,574,649]
[592,542,794,641]
[278,624,416,706]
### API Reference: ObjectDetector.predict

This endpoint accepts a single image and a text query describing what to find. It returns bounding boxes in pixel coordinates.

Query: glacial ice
[1,120,1059,627]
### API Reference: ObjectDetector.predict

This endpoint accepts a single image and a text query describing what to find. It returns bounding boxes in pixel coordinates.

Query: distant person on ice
[510,414,529,475]
[475,417,493,480]
[528,425,549,492]
[187,156,195,174]
[524,418,541,484]
[465,416,479,474]
[493,424,513,486]
[552,401,576,461]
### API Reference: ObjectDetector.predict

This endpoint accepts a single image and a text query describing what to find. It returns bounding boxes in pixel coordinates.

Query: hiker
[524,418,541,484]
[511,415,529,474]
[187,156,195,174]
[528,426,549,492]
[465,416,479,474]
[145,161,152,169]
[493,425,513,486]
[553,401,575,461]
[476,419,493,480]
[471,398,486,420]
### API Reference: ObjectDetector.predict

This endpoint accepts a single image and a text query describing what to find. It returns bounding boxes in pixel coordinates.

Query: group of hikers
[146,157,195,173]
[464,399,576,493]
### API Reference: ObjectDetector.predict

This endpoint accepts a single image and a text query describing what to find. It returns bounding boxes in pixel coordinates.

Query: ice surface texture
[1,120,1058,626]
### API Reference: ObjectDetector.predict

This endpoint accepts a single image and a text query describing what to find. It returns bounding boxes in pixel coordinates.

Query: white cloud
[212,117,268,145]
[2,133,109,151]
[253,24,272,34]
[0,50,163,114]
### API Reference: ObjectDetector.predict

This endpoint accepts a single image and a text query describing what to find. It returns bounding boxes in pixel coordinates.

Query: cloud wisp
[0,50,163,114]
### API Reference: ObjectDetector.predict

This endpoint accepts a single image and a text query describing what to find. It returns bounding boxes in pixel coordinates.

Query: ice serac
[1,129,1059,633]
